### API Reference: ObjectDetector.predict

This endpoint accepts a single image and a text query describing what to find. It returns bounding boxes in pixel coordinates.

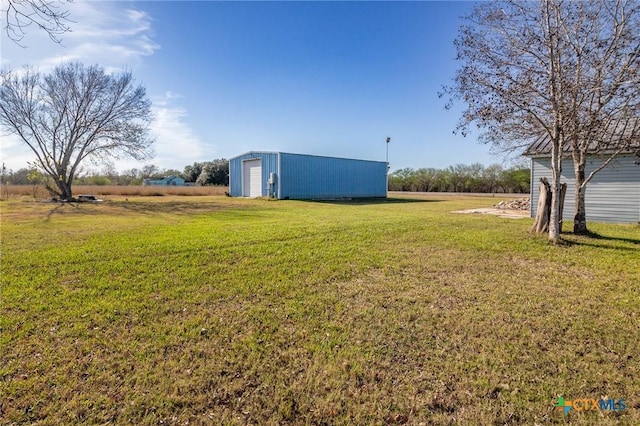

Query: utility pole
[386,137,391,196]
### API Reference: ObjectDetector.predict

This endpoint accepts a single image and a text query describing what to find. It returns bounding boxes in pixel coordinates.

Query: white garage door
[242,159,262,197]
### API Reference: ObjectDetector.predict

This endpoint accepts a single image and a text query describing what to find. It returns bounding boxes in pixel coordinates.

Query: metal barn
[524,136,640,224]
[229,152,387,200]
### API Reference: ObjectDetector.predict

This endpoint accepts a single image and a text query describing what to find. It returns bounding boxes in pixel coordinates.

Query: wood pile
[493,198,530,211]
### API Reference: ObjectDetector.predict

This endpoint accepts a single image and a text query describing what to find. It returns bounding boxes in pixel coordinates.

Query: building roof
[143,176,184,183]
[523,134,557,156]
[230,151,386,164]
[523,133,640,157]
[524,120,640,157]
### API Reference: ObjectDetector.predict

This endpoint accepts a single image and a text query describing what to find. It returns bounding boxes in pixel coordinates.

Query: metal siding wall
[229,157,243,196]
[530,158,546,219]
[229,152,279,197]
[529,158,535,218]
[279,153,387,199]
[530,154,640,223]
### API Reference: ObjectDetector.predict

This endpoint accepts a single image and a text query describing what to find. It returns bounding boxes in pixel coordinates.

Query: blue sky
[1,1,511,174]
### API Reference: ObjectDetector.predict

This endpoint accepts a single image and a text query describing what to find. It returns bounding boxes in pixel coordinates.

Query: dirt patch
[451,207,530,219]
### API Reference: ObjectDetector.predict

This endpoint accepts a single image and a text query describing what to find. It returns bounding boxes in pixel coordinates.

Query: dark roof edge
[230,151,387,164]
[523,134,640,157]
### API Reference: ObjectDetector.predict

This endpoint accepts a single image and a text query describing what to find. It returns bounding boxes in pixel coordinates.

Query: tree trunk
[531,178,551,233]
[531,177,567,236]
[573,166,588,234]
[549,151,562,243]
[50,177,73,200]
[558,182,567,230]
[61,184,73,201]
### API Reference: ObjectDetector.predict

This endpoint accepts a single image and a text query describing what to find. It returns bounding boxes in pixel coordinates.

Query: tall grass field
[0,184,229,199]
[1,194,638,425]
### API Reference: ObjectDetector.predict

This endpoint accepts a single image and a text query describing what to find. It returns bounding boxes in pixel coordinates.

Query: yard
[1,194,638,425]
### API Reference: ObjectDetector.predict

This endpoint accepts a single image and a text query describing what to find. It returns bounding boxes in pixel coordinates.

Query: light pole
[386,137,391,196]
[386,137,391,167]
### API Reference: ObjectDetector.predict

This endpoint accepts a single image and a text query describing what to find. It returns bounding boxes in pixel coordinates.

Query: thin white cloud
[147,92,215,171]
[1,1,211,173]
[0,134,38,171]
[1,1,159,72]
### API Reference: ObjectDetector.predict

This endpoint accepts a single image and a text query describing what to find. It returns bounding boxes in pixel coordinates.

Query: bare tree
[0,62,154,200]
[2,0,72,45]
[442,0,640,241]
[140,164,160,179]
[559,0,639,233]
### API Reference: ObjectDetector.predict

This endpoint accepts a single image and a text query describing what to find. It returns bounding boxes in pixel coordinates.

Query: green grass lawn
[1,195,638,425]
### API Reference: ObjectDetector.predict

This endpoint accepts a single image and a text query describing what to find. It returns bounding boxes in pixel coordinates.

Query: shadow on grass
[563,229,640,249]
[115,200,235,215]
[45,202,78,221]
[41,199,243,218]
[300,197,442,206]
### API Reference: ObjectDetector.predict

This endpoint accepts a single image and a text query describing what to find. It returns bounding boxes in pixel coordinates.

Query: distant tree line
[388,163,530,194]
[3,159,230,187]
[3,159,527,193]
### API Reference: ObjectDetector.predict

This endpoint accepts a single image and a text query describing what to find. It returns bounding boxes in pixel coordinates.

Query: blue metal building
[229,151,387,199]
[143,176,186,186]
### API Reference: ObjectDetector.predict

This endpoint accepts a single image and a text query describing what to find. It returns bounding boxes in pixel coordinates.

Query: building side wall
[531,154,640,224]
[229,152,279,197]
[279,153,387,199]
